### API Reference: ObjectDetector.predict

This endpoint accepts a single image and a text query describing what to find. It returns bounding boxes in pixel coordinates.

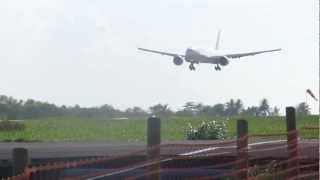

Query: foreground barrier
[5,107,319,180]
[286,107,299,179]
[6,132,318,180]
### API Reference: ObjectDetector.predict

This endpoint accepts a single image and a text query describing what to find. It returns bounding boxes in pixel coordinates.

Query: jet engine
[173,56,184,66]
[219,57,229,66]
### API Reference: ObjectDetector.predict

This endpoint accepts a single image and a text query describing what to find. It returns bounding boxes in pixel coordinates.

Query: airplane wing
[138,48,185,57]
[225,49,281,59]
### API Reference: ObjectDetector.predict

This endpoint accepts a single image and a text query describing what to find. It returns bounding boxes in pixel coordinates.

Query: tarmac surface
[0,139,318,161]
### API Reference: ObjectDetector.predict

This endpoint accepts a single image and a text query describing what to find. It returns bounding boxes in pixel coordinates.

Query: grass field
[0,115,318,142]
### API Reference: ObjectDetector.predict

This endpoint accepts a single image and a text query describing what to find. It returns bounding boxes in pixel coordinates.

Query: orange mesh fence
[300,126,319,139]
[6,130,319,180]
[6,140,238,179]
[63,140,239,180]
[301,127,319,130]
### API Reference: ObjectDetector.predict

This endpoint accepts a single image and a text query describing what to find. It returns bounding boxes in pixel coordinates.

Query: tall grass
[0,115,318,142]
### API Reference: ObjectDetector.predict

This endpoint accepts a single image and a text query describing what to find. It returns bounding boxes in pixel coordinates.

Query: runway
[0,139,318,160]
[0,142,145,160]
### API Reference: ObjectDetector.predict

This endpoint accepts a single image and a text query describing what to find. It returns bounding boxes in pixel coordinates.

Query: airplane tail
[215,30,221,50]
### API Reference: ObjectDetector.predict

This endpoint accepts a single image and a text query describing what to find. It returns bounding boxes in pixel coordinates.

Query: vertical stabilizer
[215,30,221,50]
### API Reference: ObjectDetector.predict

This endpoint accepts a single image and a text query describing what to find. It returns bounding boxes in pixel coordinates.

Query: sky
[0,0,319,114]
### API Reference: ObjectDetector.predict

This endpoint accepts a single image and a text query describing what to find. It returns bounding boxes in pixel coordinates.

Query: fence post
[237,119,248,180]
[147,116,161,180]
[286,107,299,179]
[12,148,29,176]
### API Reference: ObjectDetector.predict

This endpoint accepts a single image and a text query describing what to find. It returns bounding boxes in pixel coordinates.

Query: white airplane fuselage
[185,48,229,66]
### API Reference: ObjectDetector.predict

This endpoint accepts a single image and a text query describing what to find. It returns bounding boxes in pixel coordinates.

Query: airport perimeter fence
[5,107,319,180]
[6,130,319,180]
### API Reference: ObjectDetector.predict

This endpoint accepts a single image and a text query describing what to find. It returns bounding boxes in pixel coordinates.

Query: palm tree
[259,98,270,116]
[149,104,173,118]
[225,99,237,116]
[296,102,310,115]
[182,102,198,116]
[235,99,244,115]
[242,106,259,116]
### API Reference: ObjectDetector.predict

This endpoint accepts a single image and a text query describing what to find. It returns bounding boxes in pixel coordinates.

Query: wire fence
[4,108,319,180]
[6,127,319,180]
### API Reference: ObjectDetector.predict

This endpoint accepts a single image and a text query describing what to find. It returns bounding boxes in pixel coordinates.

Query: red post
[237,120,248,179]
[24,167,31,180]
[286,107,299,179]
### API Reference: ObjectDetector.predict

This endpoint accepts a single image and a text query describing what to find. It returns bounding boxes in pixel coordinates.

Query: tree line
[0,95,311,120]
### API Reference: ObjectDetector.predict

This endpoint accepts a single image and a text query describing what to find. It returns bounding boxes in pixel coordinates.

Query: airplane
[137,31,281,71]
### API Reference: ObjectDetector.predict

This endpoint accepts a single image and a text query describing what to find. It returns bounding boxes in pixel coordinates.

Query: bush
[187,120,227,140]
[0,120,25,131]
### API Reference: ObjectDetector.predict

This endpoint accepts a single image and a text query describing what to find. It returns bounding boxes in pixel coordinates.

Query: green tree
[242,106,259,116]
[181,102,199,116]
[149,104,173,118]
[259,98,270,116]
[197,105,211,116]
[296,102,310,115]
[186,103,226,117]
[211,104,225,116]
[225,99,242,116]
[183,102,196,111]
[235,99,244,115]
[271,106,280,116]
[125,106,147,118]
[225,99,236,116]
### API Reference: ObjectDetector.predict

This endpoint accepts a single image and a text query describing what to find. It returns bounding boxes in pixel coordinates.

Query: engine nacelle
[173,56,184,66]
[219,57,229,66]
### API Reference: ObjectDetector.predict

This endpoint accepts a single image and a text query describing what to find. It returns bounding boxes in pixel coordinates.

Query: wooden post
[12,148,29,176]
[286,107,299,179]
[147,116,161,180]
[237,120,248,180]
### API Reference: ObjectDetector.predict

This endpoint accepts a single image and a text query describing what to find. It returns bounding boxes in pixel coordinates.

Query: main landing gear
[189,63,196,71]
[214,65,221,71]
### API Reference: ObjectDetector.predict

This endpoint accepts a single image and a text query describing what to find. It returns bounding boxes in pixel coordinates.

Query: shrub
[187,120,227,140]
[0,120,25,131]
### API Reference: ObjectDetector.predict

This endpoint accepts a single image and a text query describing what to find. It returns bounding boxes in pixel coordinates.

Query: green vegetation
[0,120,25,131]
[1,94,312,121]
[186,120,227,140]
[0,115,318,142]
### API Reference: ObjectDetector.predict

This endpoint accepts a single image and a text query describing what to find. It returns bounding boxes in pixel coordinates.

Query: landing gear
[214,65,221,71]
[189,63,196,71]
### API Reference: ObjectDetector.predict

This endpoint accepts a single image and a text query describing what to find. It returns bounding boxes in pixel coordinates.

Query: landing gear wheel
[189,63,196,71]
[215,65,221,71]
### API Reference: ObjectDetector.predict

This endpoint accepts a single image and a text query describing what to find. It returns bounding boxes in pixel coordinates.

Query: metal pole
[286,107,299,179]
[237,119,248,180]
[147,116,161,180]
[12,148,29,176]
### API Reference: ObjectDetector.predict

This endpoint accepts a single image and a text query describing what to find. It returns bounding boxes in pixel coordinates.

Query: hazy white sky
[0,0,319,114]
